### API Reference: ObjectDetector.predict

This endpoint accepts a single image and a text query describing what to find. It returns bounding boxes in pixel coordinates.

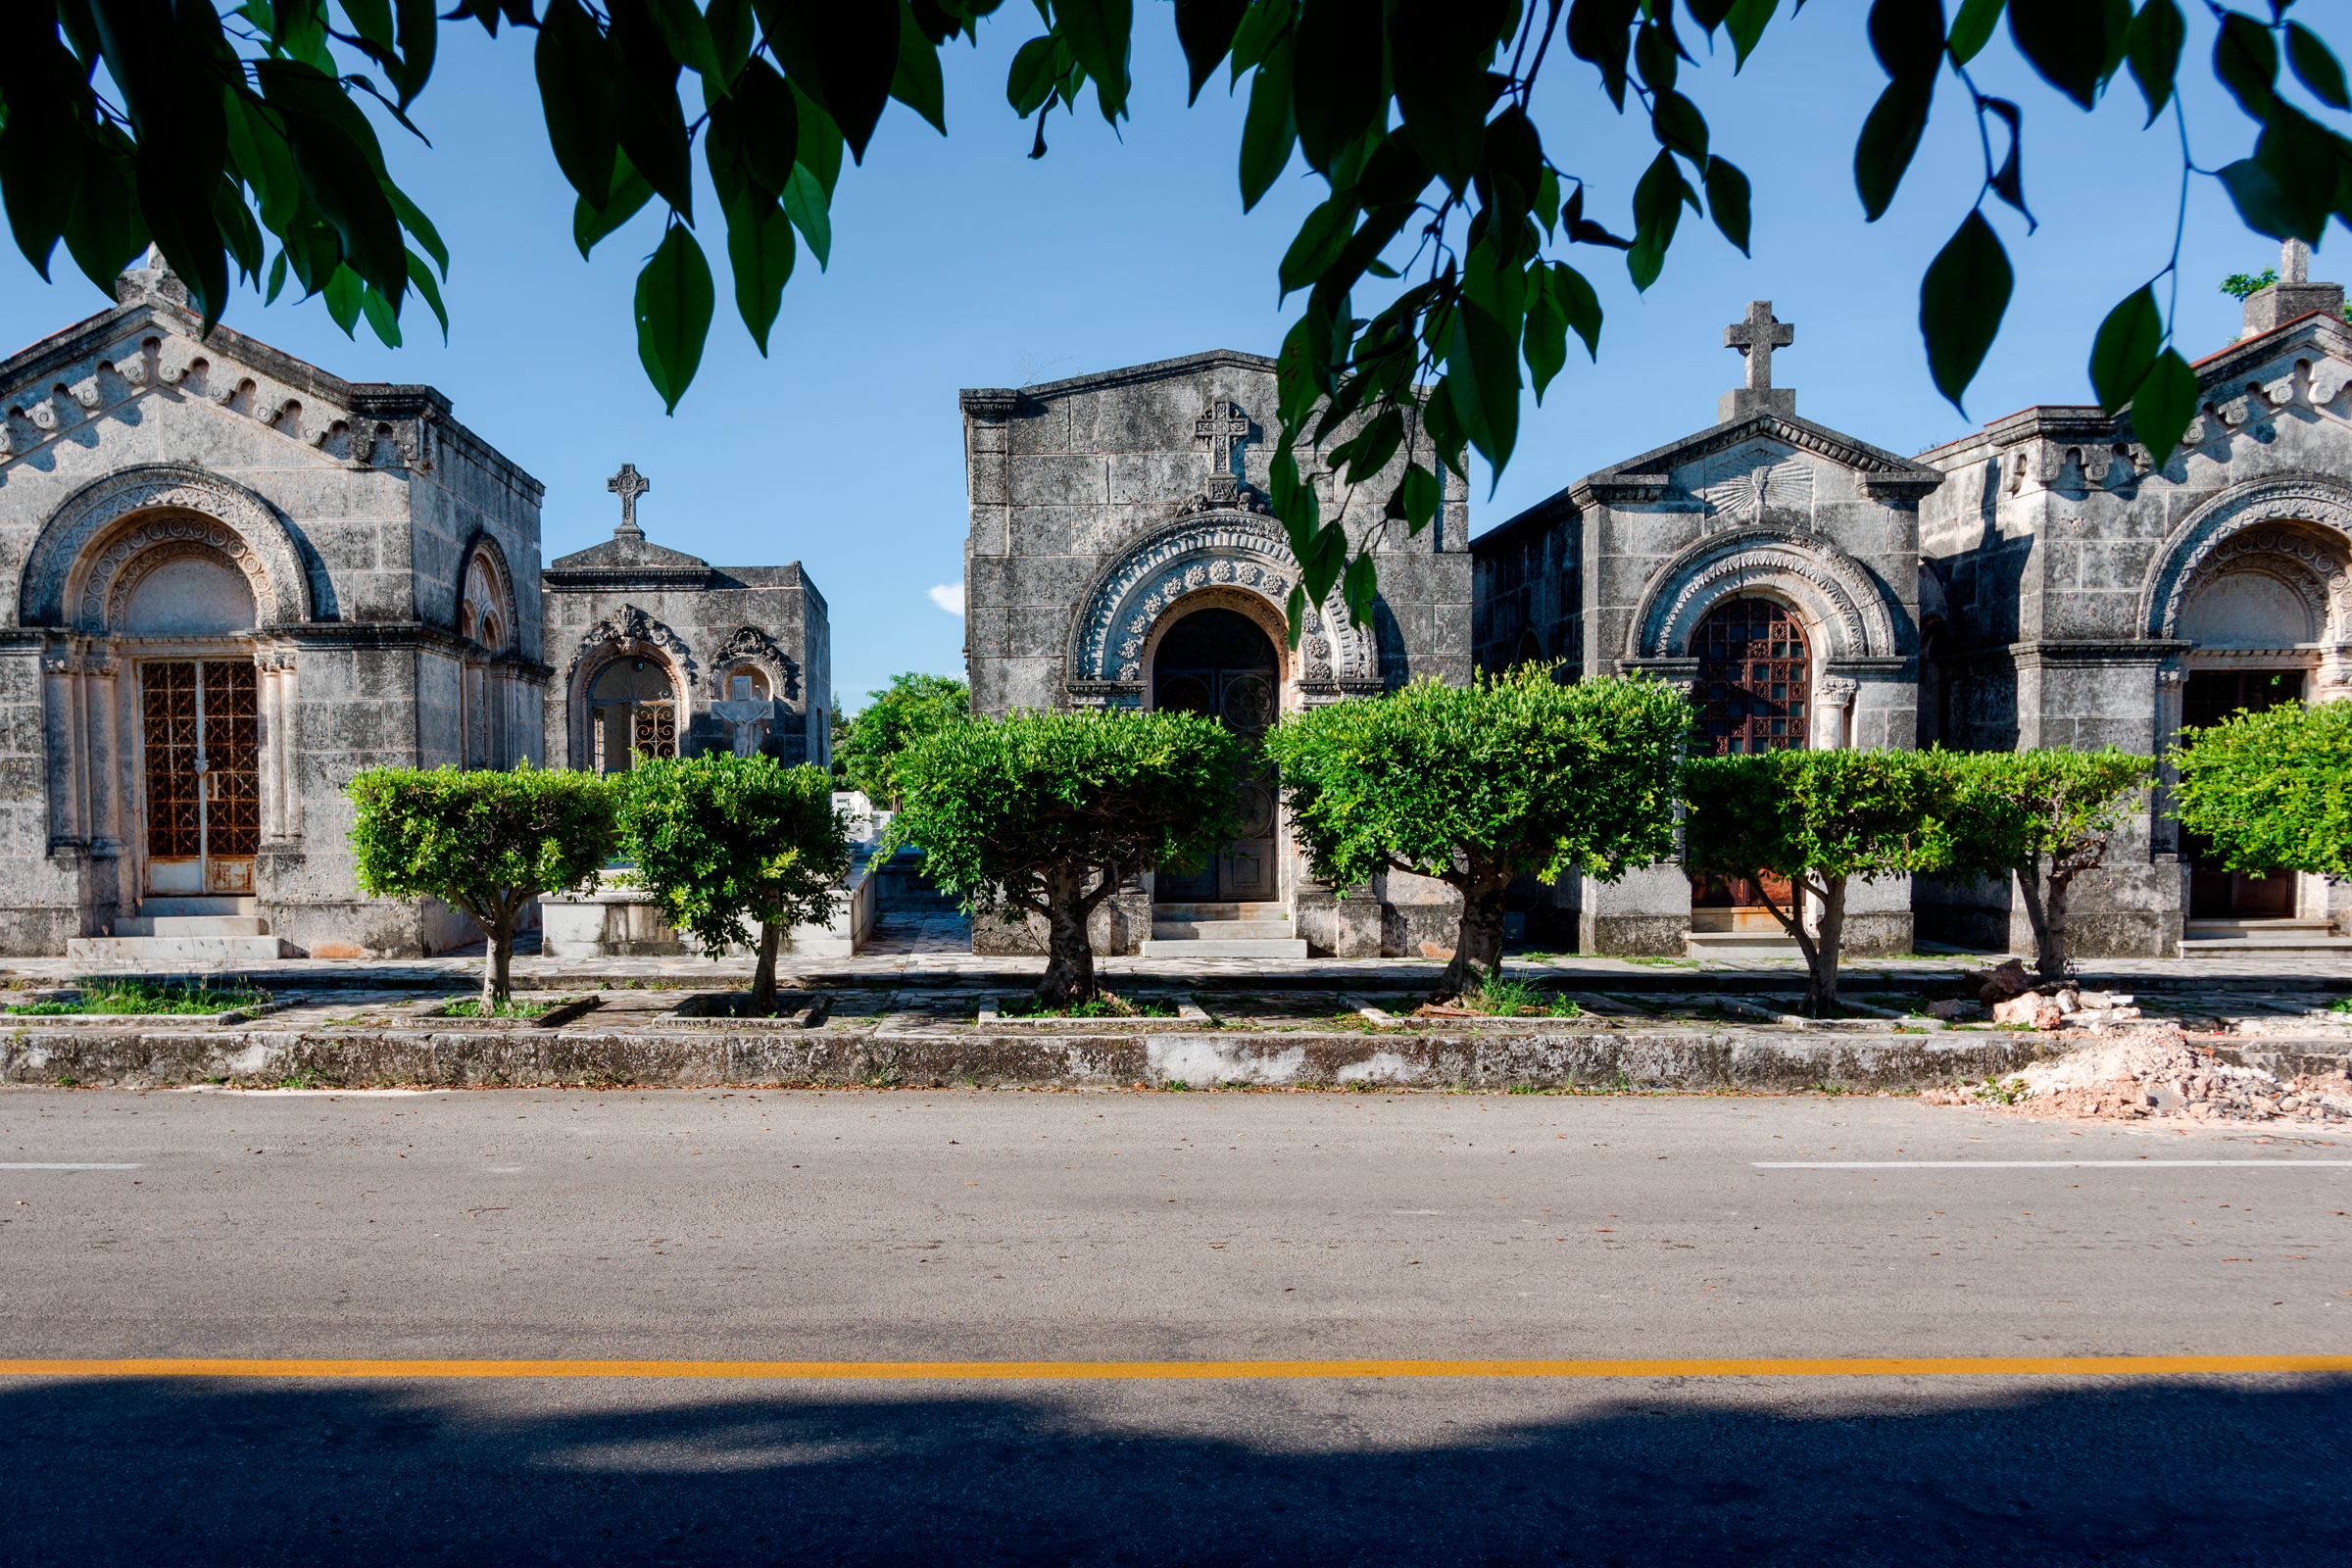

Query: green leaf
[383,178,448,276]
[1392,0,1503,191]
[535,0,619,204]
[575,149,657,257]
[1229,0,1292,77]
[1945,0,2004,65]
[1525,277,1568,400]
[1332,405,1405,484]
[2287,21,2351,112]
[607,0,696,220]
[1175,0,1247,103]
[266,248,289,305]
[406,247,449,340]
[59,131,150,296]
[1854,74,1933,221]
[1721,0,1778,69]
[1703,155,1751,255]
[793,82,846,197]
[781,163,832,269]
[2126,0,2184,124]
[1398,462,1442,531]
[2217,156,2299,240]
[1867,0,1944,79]
[1548,262,1603,359]
[1446,297,1519,477]
[2087,283,2161,413]
[1627,149,1691,290]
[361,281,403,348]
[1278,198,1354,297]
[2213,9,2278,122]
[1053,0,1134,122]
[392,0,439,104]
[891,0,948,133]
[635,222,715,414]
[322,263,364,335]
[1007,33,1071,116]
[0,110,83,280]
[2007,0,2112,110]
[1341,550,1377,628]
[1919,207,2011,413]
[2127,346,2199,467]
[222,86,299,234]
[646,0,723,81]
[708,0,755,79]
[723,188,796,353]
[1239,34,1298,211]
[1650,90,1709,162]
[1568,0,1640,110]
[256,61,409,303]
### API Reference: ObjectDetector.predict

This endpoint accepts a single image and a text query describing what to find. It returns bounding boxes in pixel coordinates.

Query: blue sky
[0,6,2313,709]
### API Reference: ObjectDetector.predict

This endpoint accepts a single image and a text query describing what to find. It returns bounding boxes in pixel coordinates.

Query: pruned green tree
[1682,748,1959,1016]
[617,752,851,1013]
[836,672,968,809]
[880,709,1240,1006]
[1263,667,1689,1001]
[2172,698,2352,878]
[347,761,617,1005]
[1938,748,2155,985]
[4,1,2337,630]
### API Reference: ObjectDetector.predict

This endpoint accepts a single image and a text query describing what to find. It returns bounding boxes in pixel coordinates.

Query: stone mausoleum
[0,253,828,960]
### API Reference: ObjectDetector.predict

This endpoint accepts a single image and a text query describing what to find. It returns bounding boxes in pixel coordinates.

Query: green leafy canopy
[616,752,851,954]
[8,0,2345,628]
[2173,699,2352,878]
[835,671,968,809]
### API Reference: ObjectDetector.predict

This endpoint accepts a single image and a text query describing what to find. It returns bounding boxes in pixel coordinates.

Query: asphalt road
[3,1086,2347,1566]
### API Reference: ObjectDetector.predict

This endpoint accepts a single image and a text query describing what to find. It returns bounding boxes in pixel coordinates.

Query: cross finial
[1717,301,1796,421]
[607,463,651,536]
[2283,237,2312,285]
[1196,399,1253,498]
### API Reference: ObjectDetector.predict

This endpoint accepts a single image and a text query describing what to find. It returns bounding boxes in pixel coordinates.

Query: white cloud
[928,582,965,617]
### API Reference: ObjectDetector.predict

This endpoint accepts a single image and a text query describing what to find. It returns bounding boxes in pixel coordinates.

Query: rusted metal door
[142,661,259,896]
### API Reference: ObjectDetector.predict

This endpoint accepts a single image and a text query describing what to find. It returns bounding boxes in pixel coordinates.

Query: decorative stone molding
[563,604,699,694]
[2141,474,2352,639]
[458,533,520,655]
[958,388,1023,420]
[99,528,268,630]
[710,623,803,705]
[1698,453,1813,524]
[1628,527,1898,662]
[21,465,311,630]
[1065,510,1376,688]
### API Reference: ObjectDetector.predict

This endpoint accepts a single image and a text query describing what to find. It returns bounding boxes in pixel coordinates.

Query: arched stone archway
[1627,526,1899,664]
[19,464,312,631]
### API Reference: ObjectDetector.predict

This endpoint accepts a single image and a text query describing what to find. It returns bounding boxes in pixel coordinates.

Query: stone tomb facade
[0,258,829,957]
[1473,303,1941,956]
[959,350,1473,956]
[541,464,830,777]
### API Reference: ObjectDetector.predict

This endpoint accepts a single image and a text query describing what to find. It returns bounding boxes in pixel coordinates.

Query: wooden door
[1152,608,1279,902]
[2181,669,2304,918]
[142,661,260,897]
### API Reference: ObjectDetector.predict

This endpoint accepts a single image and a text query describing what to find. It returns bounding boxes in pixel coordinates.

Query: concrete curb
[0,1025,2093,1092]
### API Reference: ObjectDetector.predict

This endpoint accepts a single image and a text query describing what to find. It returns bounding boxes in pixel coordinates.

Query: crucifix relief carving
[607,463,651,538]
[1719,301,1795,423]
[1196,400,1253,502]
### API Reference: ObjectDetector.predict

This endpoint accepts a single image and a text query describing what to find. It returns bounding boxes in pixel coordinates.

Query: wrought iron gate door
[142,661,260,896]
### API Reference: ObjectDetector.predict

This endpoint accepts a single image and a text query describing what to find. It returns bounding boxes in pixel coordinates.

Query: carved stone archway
[1065,511,1378,702]
[1627,526,1900,663]
[709,624,803,706]
[20,464,312,630]
[562,604,697,769]
[2141,474,2352,642]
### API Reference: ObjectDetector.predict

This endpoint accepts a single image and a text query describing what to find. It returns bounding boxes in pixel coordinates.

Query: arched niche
[458,536,518,655]
[116,549,257,636]
[2142,475,2352,641]
[1628,527,1899,663]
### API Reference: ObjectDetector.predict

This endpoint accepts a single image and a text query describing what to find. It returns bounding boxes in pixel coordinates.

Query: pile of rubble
[1957,958,2144,1031]
[1924,1036,2352,1125]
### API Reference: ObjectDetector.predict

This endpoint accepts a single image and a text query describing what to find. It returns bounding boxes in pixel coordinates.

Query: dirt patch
[1925,1035,2352,1126]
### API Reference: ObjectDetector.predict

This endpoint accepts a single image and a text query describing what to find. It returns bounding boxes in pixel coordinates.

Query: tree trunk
[1434,869,1513,1002]
[1803,874,1849,1017]
[2027,867,2076,988]
[751,921,783,1014]
[485,914,514,1009]
[1036,864,1097,1008]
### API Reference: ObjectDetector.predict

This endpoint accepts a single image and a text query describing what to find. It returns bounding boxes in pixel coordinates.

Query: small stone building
[541,465,830,776]
[959,350,1472,956]
[0,254,829,958]
[1473,303,1942,956]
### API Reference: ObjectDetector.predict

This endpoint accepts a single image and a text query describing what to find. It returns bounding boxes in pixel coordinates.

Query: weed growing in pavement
[53,1076,77,1087]
[1971,1076,2031,1105]
[1161,1079,1192,1091]
[999,992,1176,1019]
[442,996,562,1019]
[1811,1082,1847,1097]
[11,977,270,1016]
[2329,996,2352,1015]
[274,1069,325,1090]
[1625,956,1695,968]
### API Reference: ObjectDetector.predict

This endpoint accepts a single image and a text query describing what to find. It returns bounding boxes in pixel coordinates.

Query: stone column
[1813,677,1858,750]
[83,650,121,857]
[2149,666,2185,858]
[42,646,81,850]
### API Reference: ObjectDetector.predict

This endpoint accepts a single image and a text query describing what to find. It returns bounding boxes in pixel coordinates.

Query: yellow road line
[0,1356,2347,1381]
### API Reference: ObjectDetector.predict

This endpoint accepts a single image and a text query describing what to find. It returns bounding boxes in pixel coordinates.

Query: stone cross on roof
[2283,237,2311,284]
[607,464,651,537]
[1196,400,1252,500]
[1719,301,1795,422]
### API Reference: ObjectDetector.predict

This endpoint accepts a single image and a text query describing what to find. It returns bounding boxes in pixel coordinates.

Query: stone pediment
[1572,410,1943,515]
[0,275,475,481]
[544,531,710,586]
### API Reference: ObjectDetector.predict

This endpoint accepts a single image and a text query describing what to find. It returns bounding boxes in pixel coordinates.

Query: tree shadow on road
[4,1372,2344,1566]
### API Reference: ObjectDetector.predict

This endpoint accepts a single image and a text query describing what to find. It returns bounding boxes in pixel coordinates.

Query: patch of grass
[1625,956,1694,968]
[442,996,561,1019]
[1972,1076,2031,1105]
[1000,992,1175,1019]
[1161,1078,1192,1091]
[2328,996,2352,1015]
[274,1069,325,1090]
[1460,976,1584,1018]
[9,978,270,1016]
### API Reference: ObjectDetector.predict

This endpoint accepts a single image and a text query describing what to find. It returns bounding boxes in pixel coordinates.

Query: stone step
[138,897,256,918]
[1137,938,1309,958]
[1153,902,1286,922]
[1686,929,1801,958]
[2178,937,2352,956]
[65,935,299,963]
[115,916,269,937]
[1150,921,1295,941]
[2183,918,2338,941]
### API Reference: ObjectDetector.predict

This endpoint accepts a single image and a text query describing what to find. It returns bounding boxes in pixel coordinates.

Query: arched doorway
[1152,607,1278,902]
[587,656,678,773]
[1689,596,1808,918]
[126,549,263,898]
